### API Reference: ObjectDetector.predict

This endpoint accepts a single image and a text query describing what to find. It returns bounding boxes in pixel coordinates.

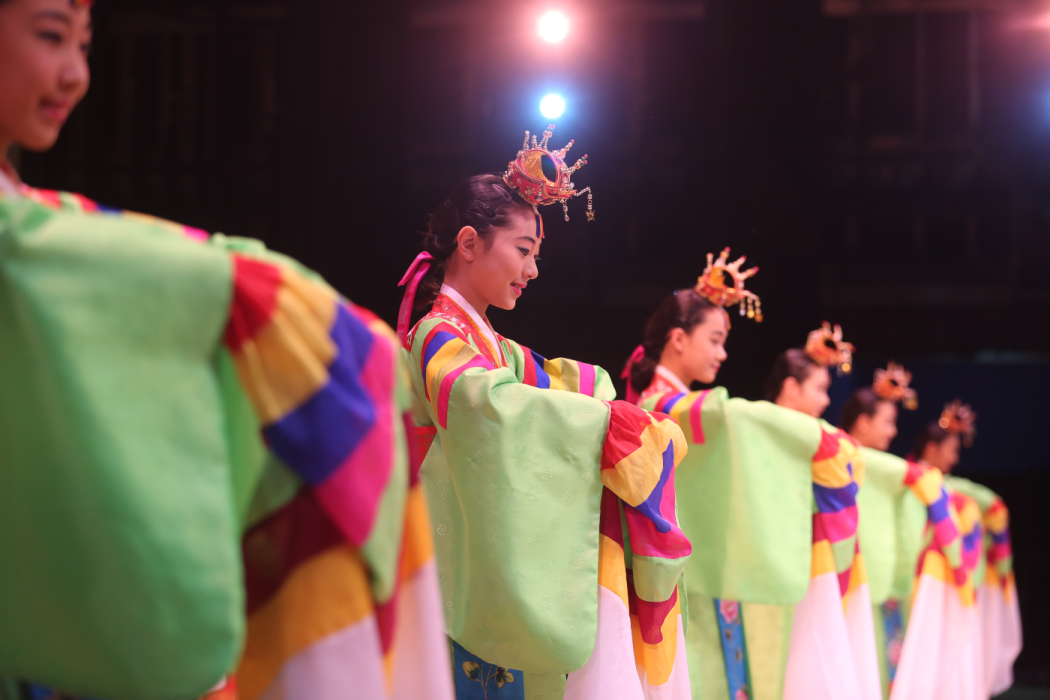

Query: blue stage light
[540,94,566,119]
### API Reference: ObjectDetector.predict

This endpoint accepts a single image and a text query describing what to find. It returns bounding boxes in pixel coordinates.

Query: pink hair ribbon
[621,344,646,405]
[397,252,434,344]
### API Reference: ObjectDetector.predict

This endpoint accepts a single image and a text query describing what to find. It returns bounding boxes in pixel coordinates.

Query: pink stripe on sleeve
[813,505,859,543]
[437,356,493,428]
[688,389,711,444]
[578,362,596,397]
[314,325,395,547]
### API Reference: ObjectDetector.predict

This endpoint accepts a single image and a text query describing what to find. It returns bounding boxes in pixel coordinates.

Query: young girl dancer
[626,258,882,700]
[397,126,692,700]
[1,3,448,697]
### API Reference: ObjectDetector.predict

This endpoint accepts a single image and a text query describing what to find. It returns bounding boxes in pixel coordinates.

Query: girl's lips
[511,283,525,296]
[39,101,71,123]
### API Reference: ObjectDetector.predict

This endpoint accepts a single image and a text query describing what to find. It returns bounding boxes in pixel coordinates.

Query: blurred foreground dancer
[397,125,693,700]
[0,1,451,698]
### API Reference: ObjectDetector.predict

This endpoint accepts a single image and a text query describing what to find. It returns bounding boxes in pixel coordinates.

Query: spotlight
[540,94,565,119]
[538,11,569,43]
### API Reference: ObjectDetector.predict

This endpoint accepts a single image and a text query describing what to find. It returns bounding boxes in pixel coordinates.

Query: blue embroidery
[882,599,905,685]
[714,598,751,700]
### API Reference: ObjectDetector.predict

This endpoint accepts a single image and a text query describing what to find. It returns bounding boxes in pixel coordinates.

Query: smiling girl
[626,267,883,700]
[0,3,452,699]
[0,0,92,192]
[398,128,693,700]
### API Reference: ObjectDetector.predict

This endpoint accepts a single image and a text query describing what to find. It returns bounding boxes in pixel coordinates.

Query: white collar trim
[656,364,691,394]
[440,283,505,365]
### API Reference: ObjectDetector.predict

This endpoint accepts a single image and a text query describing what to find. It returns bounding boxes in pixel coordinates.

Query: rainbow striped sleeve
[646,389,713,444]
[417,320,495,428]
[600,403,690,610]
[984,497,1013,586]
[222,253,452,699]
[223,255,404,589]
[809,427,864,596]
[952,491,984,578]
[519,345,598,396]
[903,461,972,602]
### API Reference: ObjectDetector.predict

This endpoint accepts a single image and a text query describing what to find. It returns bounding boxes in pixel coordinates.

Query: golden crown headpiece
[872,362,918,410]
[804,322,855,373]
[503,124,594,222]
[695,247,762,321]
[939,400,976,447]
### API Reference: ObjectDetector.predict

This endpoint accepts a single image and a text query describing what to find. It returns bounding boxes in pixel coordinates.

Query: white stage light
[540,94,566,119]
[538,11,569,43]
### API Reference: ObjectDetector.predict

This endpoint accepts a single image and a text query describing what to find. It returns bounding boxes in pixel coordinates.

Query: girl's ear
[667,327,687,353]
[456,226,480,262]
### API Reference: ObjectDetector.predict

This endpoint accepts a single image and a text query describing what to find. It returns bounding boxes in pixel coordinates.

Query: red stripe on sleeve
[223,255,283,352]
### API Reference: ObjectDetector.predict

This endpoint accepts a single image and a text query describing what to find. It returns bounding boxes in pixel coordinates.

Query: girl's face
[923,433,961,474]
[777,366,831,419]
[668,309,729,385]
[453,208,541,312]
[0,0,91,153]
[852,400,898,451]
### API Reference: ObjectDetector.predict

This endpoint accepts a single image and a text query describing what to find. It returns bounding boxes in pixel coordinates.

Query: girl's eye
[38,31,63,44]
[534,256,541,262]
[516,248,529,256]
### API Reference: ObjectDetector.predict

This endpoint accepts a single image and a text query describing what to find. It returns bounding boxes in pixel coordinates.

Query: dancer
[0,2,450,697]
[842,365,923,697]
[398,126,691,700]
[840,363,918,452]
[624,251,878,700]
[904,404,1021,699]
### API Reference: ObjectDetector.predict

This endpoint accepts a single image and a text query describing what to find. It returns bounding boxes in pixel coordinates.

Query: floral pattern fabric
[714,598,751,700]
[452,638,523,700]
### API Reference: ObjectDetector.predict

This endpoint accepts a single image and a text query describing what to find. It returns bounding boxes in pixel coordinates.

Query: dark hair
[415,173,535,310]
[913,422,952,459]
[839,388,890,432]
[763,349,821,402]
[629,290,722,395]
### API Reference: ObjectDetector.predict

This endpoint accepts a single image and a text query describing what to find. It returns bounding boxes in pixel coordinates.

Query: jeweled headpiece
[939,400,976,447]
[804,322,855,373]
[695,247,762,321]
[872,362,918,410]
[503,124,594,222]
[72,0,93,7]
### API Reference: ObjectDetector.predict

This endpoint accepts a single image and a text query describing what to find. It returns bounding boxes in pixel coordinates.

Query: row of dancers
[0,2,1019,699]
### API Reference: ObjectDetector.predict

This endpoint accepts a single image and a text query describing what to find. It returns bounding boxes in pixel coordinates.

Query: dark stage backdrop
[17,0,1050,687]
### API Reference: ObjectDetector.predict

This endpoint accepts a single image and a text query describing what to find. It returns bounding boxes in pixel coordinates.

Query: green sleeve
[0,198,242,699]
[856,448,929,602]
[646,389,818,605]
[407,318,614,674]
[857,448,908,603]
